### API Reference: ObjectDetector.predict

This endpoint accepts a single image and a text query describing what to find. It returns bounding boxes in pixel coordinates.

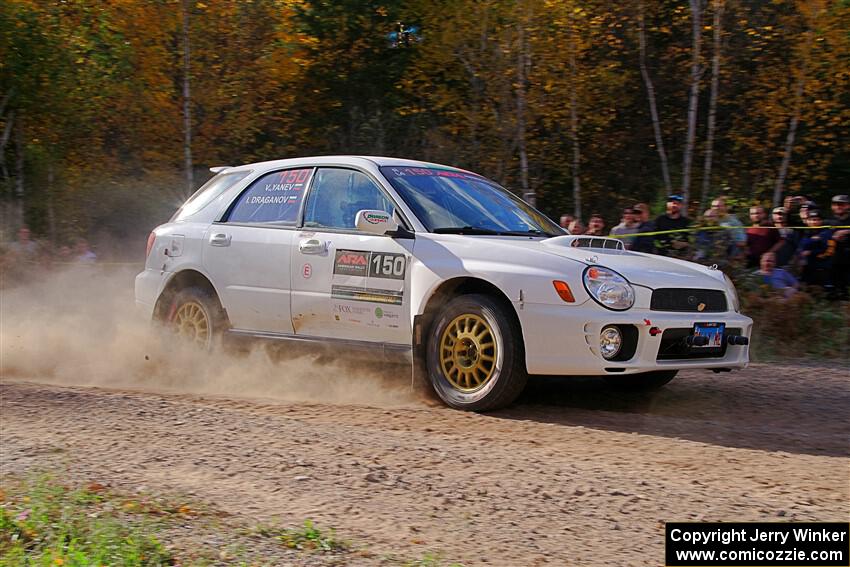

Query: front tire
[426,294,527,411]
[167,287,225,351]
[604,370,678,391]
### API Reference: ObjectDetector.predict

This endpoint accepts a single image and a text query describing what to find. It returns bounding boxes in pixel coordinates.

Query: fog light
[600,325,622,360]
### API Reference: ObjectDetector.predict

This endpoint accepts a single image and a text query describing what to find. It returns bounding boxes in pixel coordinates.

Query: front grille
[656,327,741,360]
[650,288,727,312]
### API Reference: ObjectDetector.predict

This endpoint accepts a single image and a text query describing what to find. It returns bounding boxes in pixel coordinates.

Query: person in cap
[630,203,655,253]
[827,194,849,226]
[826,195,849,298]
[653,195,690,256]
[797,209,834,288]
[609,207,640,249]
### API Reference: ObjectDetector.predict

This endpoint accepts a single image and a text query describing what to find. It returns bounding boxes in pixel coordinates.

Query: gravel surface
[1,363,848,566]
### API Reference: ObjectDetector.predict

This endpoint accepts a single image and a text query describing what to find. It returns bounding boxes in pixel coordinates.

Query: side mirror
[355,209,399,235]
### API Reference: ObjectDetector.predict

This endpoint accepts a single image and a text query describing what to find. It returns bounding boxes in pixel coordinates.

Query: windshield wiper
[497,229,553,237]
[432,226,502,235]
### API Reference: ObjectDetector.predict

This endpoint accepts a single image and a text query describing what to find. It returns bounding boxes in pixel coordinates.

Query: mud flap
[411,315,433,397]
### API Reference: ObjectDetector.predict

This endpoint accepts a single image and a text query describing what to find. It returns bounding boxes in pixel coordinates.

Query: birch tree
[681,0,704,208]
[638,1,671,197]
[181,0,194,196]
[700,0,723,208]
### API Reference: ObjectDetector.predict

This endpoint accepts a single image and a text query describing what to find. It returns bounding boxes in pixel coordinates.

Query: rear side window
[173,170,250,221]
[227,168,314,224]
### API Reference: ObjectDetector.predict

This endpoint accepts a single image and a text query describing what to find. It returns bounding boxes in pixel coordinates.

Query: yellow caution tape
[606,225,850,239]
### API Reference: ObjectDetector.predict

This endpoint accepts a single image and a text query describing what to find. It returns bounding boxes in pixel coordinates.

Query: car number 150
[371,253,406,280]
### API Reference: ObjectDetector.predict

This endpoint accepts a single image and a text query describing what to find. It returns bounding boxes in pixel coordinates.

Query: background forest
[1,0,848,254]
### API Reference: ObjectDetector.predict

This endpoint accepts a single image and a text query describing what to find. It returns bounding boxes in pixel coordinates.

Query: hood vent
[569,237,624,251]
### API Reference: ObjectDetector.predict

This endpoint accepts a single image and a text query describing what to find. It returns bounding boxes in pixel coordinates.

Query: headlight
[583,266,635,311]
[723,273,740,313]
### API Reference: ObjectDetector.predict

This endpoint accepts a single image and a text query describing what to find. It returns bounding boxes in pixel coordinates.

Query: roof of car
[229,155,472,174]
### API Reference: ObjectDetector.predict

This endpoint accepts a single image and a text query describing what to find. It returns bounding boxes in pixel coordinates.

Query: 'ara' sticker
[333,249,406,280]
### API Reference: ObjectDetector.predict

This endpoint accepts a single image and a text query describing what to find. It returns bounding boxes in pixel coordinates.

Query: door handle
[299,238,327,255]
[209,233,231,247]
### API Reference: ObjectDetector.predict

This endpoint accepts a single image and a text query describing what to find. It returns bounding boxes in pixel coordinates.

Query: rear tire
[166,287,226,351]
[604,370,678,391]
[426,294,527,411]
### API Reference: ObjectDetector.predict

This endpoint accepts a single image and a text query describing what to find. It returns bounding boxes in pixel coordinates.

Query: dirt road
[1,363,848,566]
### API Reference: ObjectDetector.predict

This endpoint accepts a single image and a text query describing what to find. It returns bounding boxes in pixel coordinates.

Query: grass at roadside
[0,475,173,566]
[0,474,465,566]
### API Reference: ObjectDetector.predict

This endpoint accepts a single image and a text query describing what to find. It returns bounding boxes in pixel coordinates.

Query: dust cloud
[0,265,419,406]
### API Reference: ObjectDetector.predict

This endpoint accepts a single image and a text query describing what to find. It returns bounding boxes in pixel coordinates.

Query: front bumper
[517,302,753,375]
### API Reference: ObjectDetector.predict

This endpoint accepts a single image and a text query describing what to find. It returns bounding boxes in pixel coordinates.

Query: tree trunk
[182,0,194,196]
[681,0,703,209]
[13,114,24,228]
[773,76,804,208]
[700,0,723,208]
[1,111,14,181]
[47,161,57,244]
[638,1,672,196]
[515,20,532,206]
[569,5,582,220]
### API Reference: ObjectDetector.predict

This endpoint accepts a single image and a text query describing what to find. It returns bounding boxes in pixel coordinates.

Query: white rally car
[136,156,752,411]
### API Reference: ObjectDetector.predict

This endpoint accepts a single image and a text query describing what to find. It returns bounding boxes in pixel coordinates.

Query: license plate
[693,322,725,348]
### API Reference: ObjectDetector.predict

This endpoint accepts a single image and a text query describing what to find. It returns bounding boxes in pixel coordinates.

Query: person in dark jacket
[653,195,690,257]
[826,195,849,298]
[797,210,834,288]
[631,203,655,253]
[768,207,799,267]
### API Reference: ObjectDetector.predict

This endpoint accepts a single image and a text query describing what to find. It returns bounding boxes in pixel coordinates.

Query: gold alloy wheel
[439,313,498,392]
[172,300,210,348]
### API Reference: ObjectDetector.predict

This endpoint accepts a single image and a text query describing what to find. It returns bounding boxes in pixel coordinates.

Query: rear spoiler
[209,166,232,174]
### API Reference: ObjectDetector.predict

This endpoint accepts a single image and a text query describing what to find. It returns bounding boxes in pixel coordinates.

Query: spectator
[783,195,802,225]
[568,219,585,235]
[694,209,721,262]
[586,214,606,236]
[7,226,38,259]
[631,202,655,253]
[757,251,798,297]
[609,207,640,249]
[74,238,97,263]
[797,210,834,288]
[827,194,849,226]
[826,195,849,298]
[768,207,799,267]
[559,214,574,230]
[711,197,746,254]
[799,201,818,224]
[745,205,780,268]
[653,195,690,256]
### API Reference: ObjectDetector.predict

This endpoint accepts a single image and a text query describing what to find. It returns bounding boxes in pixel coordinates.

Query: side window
[173,170,250,221]
[303,168,394,230]
[227,168,313,224]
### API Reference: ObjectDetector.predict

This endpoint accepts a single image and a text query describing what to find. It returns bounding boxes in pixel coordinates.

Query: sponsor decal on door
[333,249,406,280]
[331,285,403,305]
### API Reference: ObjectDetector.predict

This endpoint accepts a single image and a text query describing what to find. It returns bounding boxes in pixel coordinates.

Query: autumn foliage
[0,0,847,244]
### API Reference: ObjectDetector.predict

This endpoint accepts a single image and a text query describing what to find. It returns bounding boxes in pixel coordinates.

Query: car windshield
[380,166,563,236]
